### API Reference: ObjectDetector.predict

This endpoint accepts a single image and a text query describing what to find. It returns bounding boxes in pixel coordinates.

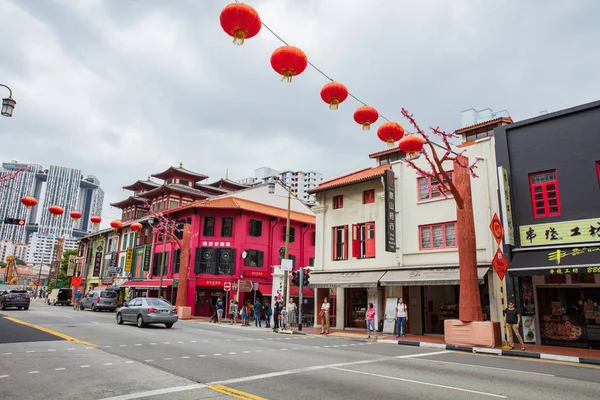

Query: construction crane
[5,256,19,285]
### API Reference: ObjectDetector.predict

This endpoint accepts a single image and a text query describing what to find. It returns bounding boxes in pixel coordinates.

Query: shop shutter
[351,224,360,258]
[365,222,376,258]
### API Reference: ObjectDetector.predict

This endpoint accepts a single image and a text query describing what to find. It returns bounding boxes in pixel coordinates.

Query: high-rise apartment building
[25,233,78,267]
[0,239,28,263]
[238,167,323,203]
[0,161,104,243]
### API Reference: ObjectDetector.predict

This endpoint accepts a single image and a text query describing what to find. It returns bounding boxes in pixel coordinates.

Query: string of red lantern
[222,2,408,147]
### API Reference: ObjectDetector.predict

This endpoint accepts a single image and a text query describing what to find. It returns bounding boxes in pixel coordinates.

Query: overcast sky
[1,0,599,225]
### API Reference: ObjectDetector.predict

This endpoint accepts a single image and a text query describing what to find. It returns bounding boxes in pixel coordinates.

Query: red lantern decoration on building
[70,211,82,221]
[48,205,64,218]
[219,2,262,45]
[130,222,143,232]
[270,46,308,83]
[90,216,102,226]
[353,106,379,131]
[377,122,405,147]
[21,196,38,209]
[399,134,425,157]
[320,82,349,110]
[110,220,123,231]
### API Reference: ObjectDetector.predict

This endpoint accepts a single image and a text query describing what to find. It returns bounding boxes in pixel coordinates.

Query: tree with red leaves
[400,108,483,322]
[0,166,24,189]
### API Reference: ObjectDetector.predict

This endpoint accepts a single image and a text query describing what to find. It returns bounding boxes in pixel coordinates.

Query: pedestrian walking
[73,289,82,310]
[230,301,238,325]
[264,302,272,328]
[504,301,525,350]
[366,302,377,340]
[320,297,330,334]
[216,297,224,324]
[240,301,248,326]
[288,298,297,329]
[229,299,235,323]
[254,299,263,327]
[396,297,407,338]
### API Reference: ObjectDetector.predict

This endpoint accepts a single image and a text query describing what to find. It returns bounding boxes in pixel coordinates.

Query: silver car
[116,297,178,328]
[80,290,118,312]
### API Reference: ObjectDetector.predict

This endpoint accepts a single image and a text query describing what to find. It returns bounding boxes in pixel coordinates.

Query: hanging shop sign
[497,167,515,246]
[509,245,600,276]
[67,255,76,276]
[519,217,600,247]
[383,168,396,252]
[125,248,134,272]
[93,252,102,277]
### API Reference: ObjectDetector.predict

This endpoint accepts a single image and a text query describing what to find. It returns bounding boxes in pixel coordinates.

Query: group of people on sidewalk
[210,296,302,330]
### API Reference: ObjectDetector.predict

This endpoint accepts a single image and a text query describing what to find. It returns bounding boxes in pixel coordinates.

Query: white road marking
[149,343,157,345]
[144,360,153,362]
[177,341,184,344]
[330,367,506,398]
[313,346,321,349]
[292,348,299,350]
[202,340,209,343]
[214,353,222,356]
[243,351,251,354]
[226,339,232,342]
[103,363,113,366]
[125,361,135,364]
[396,351,452,359]
[341,344,348,347]
[91,321,102,325]
[104,346,112,348]
[412,358,555,376]
[98,383,206,400]
[236,339,243,341]
[350,344,356,346]
[55,368,66,371]
[164,358,172,360]
[86,346,94,350]
[255,350,262,353]
[134,330,155,336]
[119,345,127,347]
[67,348,75,351]
[164,342,170,344]
[190,340,197,343]
[332,345,340,348]
[80,365,90,368]
[48,348,56,351]
[134,344,142,346]
[198,355,206,357]
[64,316,73,319]
[26,350,35,353]
[181,356,190,359]
[0,375,8,379]
[29,371,39,374]
[323,345,330,348]
[256,338,263,341]
[229,352,237,355]
[3,352,12,355]
[280,349,288,351]
[214,339,220,342]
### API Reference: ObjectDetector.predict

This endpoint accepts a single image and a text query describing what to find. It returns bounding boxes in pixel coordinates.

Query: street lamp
[0,84,16,117]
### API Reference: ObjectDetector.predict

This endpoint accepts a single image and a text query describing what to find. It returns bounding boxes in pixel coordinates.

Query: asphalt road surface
[1,300,599,400]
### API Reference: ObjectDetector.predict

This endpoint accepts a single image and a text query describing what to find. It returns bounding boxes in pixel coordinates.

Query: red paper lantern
[130,222,143,232]
[70,211,82,221]
[219,3,262,45]
[320,82,349,110]
[110,220,123,231]
[377,122,405,147]
[399,134,425,157]
[21,196,38,209]
[48,205,64,218]
[353,106,379,131]
[90,216,102,226]
[270,46,308,82]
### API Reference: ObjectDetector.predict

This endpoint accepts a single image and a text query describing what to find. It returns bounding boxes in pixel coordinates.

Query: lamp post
[34,253,42,298]
[0,84,16,117]
[268,177,292,308]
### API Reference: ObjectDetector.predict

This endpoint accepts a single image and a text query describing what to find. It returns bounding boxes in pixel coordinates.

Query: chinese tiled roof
[368,147,403,158]
[454,117,513,134]
[138,184,213,199]
[151,165,209,182]
[180,197,315,225]
[122,179,160,192]
[195,183,231,195]
[308,164,390,194]
[109,196,148,209]
[208,178,249,191]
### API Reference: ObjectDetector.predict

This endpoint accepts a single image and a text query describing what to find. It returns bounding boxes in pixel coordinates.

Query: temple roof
[151,163,208,182]
[138,183,214,200]
[110,196,148,209]
[195,183,231,195]
[122,178,160,192]
[208,178,249,191]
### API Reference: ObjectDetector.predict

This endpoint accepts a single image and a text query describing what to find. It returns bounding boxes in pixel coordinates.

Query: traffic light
[303,269,310,287]
[291,270,300,286]
[3,218,25,225]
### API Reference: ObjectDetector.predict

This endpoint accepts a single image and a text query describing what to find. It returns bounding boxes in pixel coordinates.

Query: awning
[120,279,173,288]
[309,271,387,288]
[380,267,490,286]
[256,283,314,297]
[508,247,600,276]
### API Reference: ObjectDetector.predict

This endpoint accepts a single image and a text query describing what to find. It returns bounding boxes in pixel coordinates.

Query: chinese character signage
[519,218,600,247]
[67,255,76,276]
[498,167,515,246]
[93,251,102,277]
[383,169,396,252]
[510,245,600,275]
[125,248,134,272]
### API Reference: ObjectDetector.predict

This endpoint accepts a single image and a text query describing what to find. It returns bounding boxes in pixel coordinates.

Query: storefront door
[345,288,368,328]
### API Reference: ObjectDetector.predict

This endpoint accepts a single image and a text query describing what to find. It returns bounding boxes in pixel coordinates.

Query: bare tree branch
[0,167,25,189]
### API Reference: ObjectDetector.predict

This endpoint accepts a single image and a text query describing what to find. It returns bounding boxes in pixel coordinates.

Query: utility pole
[298,267,304,331]
[53,238,64,286]
[158,224,167,299]
[283,187,291,306]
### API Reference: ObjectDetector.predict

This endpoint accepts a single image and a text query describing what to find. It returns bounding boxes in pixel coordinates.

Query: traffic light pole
[298,267,303,331]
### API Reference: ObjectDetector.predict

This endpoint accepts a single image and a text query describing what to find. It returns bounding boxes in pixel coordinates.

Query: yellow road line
[3,316,98,348]
[207,385,266,400]
[460,351,600,369]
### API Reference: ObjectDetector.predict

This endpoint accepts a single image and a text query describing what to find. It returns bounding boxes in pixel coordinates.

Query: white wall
[221,182,315,216]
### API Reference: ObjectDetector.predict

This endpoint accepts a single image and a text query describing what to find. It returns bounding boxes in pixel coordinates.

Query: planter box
[444,320,501,348]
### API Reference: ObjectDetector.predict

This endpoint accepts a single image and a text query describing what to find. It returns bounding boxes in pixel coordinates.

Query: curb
[396,340,600,366]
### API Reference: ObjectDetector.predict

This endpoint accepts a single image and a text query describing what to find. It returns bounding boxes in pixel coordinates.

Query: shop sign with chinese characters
[519,218,600,247]
[383,169,396,253]
[201,241,232,247]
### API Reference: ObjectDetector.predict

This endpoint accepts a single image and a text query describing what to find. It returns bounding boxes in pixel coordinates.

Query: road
[1,300,599,400]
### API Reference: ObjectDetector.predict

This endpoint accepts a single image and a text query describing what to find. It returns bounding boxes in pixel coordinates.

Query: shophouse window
[352,222,376,258]
[529,170,561,218]
[282,226,296,242]
[311,232,316,246]
[419,222,457,250]
[221,217,233,237]
[244,249,264,267]
[169,199,179,209]
[418,172,453,201]
[173,249,181,274]
[249,219,262,237]
[203,217,215,236]
[363,189,375,204]
[332,225,348,260]
[333,195,343,209]
[121,235,127,250]
[179,179,190,186]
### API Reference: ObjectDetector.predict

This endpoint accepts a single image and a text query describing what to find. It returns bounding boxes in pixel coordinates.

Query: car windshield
[100,292,117,298]
[145,298,171,307]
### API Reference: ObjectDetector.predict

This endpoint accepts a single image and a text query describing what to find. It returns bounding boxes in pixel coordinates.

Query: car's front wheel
[165,323,173,329]
[116,313,123,325]
[24,306,29,310]
[137,315,145,328]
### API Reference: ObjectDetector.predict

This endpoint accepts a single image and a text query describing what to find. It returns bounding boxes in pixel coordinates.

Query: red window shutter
[344,225,350,259]
[365,222,376,257]
[351,224,360,258]
[332,228,338,260]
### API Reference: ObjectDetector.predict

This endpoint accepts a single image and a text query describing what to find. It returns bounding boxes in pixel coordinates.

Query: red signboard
[244,270,268,278]
[224,282,232,291]
[197,279,229,287]
[232,280,253,293]
[492,248,509,281]
[489,213,504,246]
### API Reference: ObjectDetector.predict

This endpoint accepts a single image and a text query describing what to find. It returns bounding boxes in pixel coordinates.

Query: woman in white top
[288,298,297,329]
[320,298,330,334]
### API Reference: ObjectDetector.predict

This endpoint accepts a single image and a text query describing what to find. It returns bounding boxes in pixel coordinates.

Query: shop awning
[309,271,387,288]
[508,247,600,276]
[379,267,490,286]
[256,283,314,297]
[120,279,173,288]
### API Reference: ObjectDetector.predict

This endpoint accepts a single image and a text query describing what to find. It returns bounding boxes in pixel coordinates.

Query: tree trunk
[454,156,482,322]
[175,224,192,308]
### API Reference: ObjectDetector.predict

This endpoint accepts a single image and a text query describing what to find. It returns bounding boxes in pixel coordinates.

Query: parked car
[47,288,72,306]
[80,290,118,312]
[116,297,178,328]
[0,289,31,310]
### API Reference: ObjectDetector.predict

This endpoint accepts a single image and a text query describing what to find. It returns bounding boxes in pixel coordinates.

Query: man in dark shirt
[254,300,263,327]
[216,297,224,324]
[503,301,525,350]
[273,299,282,330]
[264,302,272,328]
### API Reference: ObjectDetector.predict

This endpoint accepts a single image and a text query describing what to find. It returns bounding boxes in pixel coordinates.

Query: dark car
[0,290,31,310]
